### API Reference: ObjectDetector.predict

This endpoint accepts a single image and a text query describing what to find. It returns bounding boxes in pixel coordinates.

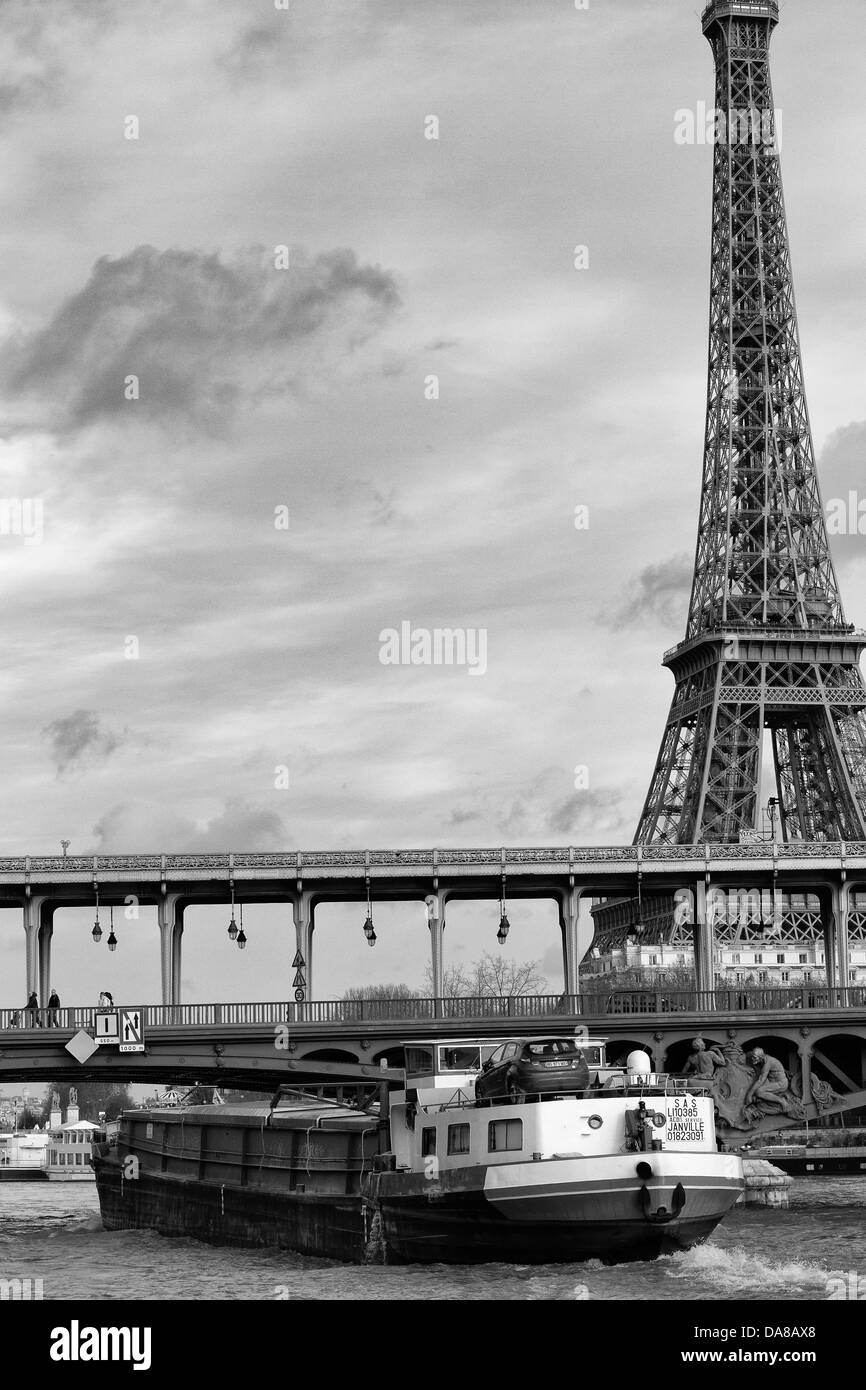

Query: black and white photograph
[1,0,865,1343]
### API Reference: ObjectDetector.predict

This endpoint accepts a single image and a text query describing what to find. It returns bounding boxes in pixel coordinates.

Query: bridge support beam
[693,880,715,995]
[171,908,186,1005]
[832,881,851,990]
[821,890,838,992]
[158,894,182,1006]
[23,895,48,998]
[293,894,314,1002]
[798,1039,813,1108]
[38,911,55,1006]
[558,887,583,1000]
[425,892,446,1008]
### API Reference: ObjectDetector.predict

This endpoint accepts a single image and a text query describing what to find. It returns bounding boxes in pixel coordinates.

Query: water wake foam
[665,1242,840,1294]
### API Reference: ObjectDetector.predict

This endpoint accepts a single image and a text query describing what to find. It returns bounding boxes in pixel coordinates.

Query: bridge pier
[425,892,446,1005]
[557,886,583,998]
[693,880,715,995]
[158,894,182,1006]
[38,911,55,1006]
[23,895,48,999]
[821,889,838,991]
[833,881,851,987]
[171,909,185,1005]
[293,894,314,1001]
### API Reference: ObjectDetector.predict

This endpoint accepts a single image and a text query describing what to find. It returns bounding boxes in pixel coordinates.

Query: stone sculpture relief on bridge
[683,1036,839,1131]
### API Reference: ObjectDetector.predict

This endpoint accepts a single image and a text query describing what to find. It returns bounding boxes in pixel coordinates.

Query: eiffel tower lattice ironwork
[636,0,866,846]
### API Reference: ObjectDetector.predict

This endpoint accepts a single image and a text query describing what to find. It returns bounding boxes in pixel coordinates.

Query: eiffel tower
[636,0,866,846]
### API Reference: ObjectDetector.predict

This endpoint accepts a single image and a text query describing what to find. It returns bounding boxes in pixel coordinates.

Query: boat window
[446,1123,471,1156]
[421,1127,437,1157]
[488,1119,523,1153]
[405,1047,435,1075]
[438,1046,482,1072]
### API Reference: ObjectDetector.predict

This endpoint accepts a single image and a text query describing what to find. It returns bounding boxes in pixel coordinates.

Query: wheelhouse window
[421,1127,437,1157]
[447,1123,470,1156]
[438,1046,482,1072]
[488,1119,523,1153]
[405,1047,434,1075]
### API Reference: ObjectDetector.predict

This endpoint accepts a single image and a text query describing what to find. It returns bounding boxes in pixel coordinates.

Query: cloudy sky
[1,0,865,1007]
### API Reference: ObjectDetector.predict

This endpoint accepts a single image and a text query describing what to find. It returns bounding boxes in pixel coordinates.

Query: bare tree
[342,983,419,1001]
[425,953,547,999]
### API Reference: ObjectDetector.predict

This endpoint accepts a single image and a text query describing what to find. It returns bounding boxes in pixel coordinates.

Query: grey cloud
[42,710,123,776]
[191,799,288,852]
[92,797,288,853]
[546,789,628,839]
[2,245,400,434]
[613,555,693,630]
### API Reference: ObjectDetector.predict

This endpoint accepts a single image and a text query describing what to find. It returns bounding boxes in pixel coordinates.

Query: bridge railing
[0,986,864,1032]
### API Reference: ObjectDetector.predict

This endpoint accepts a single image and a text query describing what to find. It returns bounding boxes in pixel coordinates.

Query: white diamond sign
[65,1030,100,1064]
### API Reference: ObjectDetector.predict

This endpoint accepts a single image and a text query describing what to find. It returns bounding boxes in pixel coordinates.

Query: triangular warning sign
[291,950,305,969]
[292,969,307,989]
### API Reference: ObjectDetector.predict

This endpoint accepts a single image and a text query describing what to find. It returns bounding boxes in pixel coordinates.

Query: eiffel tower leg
[693,696,763,843]
[771,711,866,841]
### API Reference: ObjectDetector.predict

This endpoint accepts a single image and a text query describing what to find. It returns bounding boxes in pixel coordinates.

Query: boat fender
[404,1102,416,1130]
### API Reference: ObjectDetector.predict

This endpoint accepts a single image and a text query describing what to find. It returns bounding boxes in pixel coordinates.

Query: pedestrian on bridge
[25,991,40,1028]
[47,990,60,1027]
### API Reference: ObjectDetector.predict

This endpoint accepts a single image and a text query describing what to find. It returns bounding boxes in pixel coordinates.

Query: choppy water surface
[0,1178,863,1300]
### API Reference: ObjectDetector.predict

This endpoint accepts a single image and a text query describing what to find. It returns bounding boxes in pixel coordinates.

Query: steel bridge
[2,990,865,1107]
[4,842,866,1007]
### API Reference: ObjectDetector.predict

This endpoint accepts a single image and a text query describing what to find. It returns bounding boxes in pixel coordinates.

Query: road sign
[294,988,305,1003]
[291,950,305,968]
[292,969,306,989]
[94,1010,119,1045]
[119,1009,145,1053]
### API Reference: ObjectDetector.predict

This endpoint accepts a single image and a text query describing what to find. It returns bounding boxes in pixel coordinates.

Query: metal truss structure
[636,0,866,845]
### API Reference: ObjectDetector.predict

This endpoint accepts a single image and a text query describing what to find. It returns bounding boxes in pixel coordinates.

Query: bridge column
[558,886,584,1001]
[425,892,446,1010]
[293,894,314,1002]
[832,881,851,992]
[170,907,186,1005]
[693,881,715,996]
[158,894,182,1006]
[821,890,838,992]
[38,910,56,1006]
[797,1039,813,1108]
[23,895,48,998]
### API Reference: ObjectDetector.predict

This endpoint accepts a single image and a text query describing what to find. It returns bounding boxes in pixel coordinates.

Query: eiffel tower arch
[636,0,866,846]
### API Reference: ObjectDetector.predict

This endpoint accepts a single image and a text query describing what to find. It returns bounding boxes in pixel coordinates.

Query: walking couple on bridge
[24,989,61,1027]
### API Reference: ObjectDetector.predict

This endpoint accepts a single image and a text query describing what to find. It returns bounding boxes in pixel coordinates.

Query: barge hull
[94,1157,368,1263]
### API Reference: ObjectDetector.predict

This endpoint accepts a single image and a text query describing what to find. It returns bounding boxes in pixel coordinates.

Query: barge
[750,1143,866,1176]
[93,1038,744,1264]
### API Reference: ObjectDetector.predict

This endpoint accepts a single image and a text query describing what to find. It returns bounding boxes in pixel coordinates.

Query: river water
[1,1177,863,1301]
